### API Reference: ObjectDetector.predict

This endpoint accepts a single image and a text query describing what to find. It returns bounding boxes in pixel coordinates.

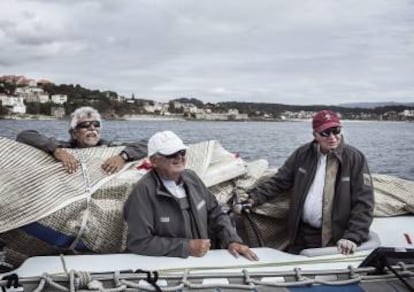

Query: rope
[0,261,13,270]
[244,212,265,247]
[120,269,185,292]
[384,258,414,291]
[0,250,13,270]
[69,151,92,250]
[244,267,362,288]
[12,265,414,292]
[32,278,46,292]
[60,254,69,274]
[34,273,69,292]
[136,269,161,292]
[227,186,265,247]
[110,271,128,292]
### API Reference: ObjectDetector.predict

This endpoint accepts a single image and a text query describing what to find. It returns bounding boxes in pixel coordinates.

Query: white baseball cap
[148,130,188,157]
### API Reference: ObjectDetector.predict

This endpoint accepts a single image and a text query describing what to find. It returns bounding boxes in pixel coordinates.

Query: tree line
[1,82,413,119]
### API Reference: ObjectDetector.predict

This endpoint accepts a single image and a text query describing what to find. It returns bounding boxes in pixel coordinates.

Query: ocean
[1,119,413,180]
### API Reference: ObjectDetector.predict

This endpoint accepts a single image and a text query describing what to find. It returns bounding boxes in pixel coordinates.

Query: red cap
[312,110,341,132]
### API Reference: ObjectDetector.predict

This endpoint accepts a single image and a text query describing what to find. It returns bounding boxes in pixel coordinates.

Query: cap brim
[158,145,188,155]
[315,122,341,132]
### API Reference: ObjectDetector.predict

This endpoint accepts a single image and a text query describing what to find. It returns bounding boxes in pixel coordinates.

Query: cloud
[0,0,413,104]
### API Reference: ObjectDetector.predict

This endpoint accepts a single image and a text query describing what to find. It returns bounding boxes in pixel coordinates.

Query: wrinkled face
[150,150,187,181]
[313,127,342,154]
[71,118,101,147]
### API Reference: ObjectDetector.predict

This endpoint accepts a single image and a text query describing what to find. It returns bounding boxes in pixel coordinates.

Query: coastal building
[400,109,414,120]
[51,106,65,118]
[38,94,50,103]
[282,110,314,120]
[51,94,68,104]
[143,101,169,114]
[172,101,184,110]
[15,86,48,103]
[0,96,26,114]
[0,93,7,104]
[193,108,248,121]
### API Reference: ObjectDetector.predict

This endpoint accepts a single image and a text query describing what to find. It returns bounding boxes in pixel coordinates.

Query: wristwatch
[120,151,129,162]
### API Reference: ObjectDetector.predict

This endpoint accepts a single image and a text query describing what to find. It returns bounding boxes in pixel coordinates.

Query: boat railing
[1,263,414,291]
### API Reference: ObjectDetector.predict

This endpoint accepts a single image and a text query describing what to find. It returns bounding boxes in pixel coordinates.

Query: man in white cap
[124,130,258,260]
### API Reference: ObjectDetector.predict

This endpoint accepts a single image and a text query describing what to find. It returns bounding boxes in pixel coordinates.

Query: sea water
[1,119,413,180]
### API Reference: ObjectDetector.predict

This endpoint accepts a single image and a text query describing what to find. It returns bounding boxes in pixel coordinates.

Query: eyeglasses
[319,127,341,138]
[159,150,186,159]
[76,120,101,129]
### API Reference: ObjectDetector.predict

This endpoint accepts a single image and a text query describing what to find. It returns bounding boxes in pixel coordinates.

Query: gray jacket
[249,139,374,245]
[124,169,242,257]
[16,130,147,161]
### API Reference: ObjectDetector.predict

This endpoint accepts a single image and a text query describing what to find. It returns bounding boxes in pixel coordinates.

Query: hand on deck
[101,155,126,175]
[336,238,356,255]
[189,239,211,257]
[228,242,259,261]
[53,148,79,174]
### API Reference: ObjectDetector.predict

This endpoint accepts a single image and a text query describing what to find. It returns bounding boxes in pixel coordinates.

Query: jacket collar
[150,169,197,198]
[69,139,107,148]
[312,135,345,163]
[150,170,175,198]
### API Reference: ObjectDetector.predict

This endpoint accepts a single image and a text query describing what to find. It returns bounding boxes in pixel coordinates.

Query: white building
[401,109,414,117]
[51,94,67,104]
[0,93,8,105]
[1,96,26,114]
[38,94,50,103]
[15,86,46,103]
[143,101,169,114]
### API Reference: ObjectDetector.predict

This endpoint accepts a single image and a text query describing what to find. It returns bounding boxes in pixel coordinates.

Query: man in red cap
[246,110,374,255]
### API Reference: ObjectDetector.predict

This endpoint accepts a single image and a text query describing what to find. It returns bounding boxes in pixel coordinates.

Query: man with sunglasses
[124,130,258,261]
[16,106,146,174]
[246,110,374,256]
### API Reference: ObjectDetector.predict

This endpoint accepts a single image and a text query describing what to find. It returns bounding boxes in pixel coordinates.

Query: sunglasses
[159,150,186,159]
[76,120,101,129]
[319,127,341,138]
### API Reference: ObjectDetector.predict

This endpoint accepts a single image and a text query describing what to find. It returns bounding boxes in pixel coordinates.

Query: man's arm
[16,130,66,154]
[17,130,79,173]
[122,141,147,161]
[101,141,147,174]
[106,140,147,161]
[247,149,297,206]
[341,152,374,245]
[124,187,190,258]
[191,173,258,260]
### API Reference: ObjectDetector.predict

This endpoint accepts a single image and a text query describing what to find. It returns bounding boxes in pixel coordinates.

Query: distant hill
[339,101,414,109]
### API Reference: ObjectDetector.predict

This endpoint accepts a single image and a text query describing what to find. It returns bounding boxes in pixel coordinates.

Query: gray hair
[69,106,102,129]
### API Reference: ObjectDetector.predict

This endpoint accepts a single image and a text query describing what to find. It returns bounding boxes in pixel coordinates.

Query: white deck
[4,216,412,278]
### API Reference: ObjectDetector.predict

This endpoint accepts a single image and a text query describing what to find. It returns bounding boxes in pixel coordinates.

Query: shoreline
[0,114,411,123]
[121,114,186,121]
[0,115,58,121]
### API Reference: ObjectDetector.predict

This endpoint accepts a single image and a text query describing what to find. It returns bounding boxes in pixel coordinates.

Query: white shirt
[302,153,327,228]
[161,179,187,199]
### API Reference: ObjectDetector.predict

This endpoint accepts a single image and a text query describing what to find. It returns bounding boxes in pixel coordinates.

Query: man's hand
[53,148,79,174]
[232,198,254,215]
[101,155,126,175]
[228,242,259,261]
[337,239,357,255]
[189,239,211,257]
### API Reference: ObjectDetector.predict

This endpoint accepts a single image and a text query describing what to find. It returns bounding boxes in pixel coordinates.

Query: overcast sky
[1,0,413,105]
